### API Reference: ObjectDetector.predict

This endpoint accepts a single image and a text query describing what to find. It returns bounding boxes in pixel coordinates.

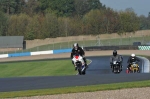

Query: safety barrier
[84,45,139,51]
[0,45,150,58]
[8,52,31,57]
[30,50,53,56]
[0,54,8,58]
[84,45,150,51]
[138,46,150,50]
[53,49,72,54]
[0,48,72,58]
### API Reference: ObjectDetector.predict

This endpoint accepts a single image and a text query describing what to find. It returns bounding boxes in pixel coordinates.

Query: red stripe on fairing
[75,56,79,59]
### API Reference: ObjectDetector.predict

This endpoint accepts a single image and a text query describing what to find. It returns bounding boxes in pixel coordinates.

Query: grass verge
[0,59,91,78]
[0,60,74,78]
[0,80,150,98]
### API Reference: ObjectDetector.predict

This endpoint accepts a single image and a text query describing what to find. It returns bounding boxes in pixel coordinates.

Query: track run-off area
[0,50,150,92]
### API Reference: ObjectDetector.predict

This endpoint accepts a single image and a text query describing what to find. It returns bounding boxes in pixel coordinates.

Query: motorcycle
[72,54,86,75]
[112,61,121,74]
[129,62,140,73]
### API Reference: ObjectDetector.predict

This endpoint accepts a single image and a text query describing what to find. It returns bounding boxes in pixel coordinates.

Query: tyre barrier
[138,46,150,50]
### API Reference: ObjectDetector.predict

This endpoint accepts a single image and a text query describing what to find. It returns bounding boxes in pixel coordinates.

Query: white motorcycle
[72,54,86,75]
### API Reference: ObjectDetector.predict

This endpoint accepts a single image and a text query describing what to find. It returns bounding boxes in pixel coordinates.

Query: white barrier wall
[0,54,9,58]
[31,50,53,55]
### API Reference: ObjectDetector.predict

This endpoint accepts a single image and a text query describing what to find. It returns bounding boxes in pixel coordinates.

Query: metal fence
[23,31,149,52]
[0,31,150,54]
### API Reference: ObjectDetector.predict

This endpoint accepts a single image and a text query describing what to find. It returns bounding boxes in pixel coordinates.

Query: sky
[100,0,150,17]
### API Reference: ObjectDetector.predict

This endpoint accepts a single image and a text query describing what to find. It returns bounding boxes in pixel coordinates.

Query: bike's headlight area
[76,59,79,61]
[113,61,117,64]
[132,64,137,67]
[76,61,80,64]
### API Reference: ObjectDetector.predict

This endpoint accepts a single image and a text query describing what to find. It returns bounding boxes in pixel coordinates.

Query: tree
[118,10,140,34]
[0,0,17,14]
[0,0,27,14]
[7,14,30,37]
[125,7,134,13]
[38,0,49,11]
[41,13,59,38]
[22,0,40,16]
[146,12,150,29]
[38,0,75,17]
[74,0,105,17]
[83,9,105,35]
[87,0,104,10]
[14,0,26,14]
[0,11,8,36]
[103,8,120,34]
[139,15,148,30]
[74,0,89,17]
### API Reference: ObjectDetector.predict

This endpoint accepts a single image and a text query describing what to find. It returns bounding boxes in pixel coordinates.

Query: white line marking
[87,59,92,66]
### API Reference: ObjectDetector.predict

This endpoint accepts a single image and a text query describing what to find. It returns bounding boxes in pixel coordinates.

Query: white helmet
[73,43,79,50]
[131,53,135,57]
[73,43,79,47]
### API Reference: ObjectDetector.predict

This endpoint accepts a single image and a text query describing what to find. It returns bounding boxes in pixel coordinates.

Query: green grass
[0,60,76,78]
[0,59,91,78]
[0,80,150,98]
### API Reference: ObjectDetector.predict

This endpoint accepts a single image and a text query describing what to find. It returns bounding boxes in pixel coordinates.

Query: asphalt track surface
[0,56,150,92]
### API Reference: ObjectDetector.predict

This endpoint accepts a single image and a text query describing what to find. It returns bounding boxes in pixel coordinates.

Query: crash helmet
[73,43,79,50]
[131,53,135,57]
[113,50,117,56]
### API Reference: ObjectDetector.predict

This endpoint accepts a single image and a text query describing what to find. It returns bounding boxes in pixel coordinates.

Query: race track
[0,56,150,92]
[87,56,143,74]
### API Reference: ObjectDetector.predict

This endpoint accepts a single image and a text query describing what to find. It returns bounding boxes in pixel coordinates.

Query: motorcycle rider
[71,43,87,70]
[127,53,140,71]
[110,50,123,71]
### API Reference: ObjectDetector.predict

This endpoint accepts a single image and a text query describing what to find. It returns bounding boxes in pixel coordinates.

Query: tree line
[0,0,150,40]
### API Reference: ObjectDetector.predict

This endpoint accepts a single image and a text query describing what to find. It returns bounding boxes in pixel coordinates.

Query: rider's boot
[120,65,122,71]
[112,67,114,72]
[83,57,88,68]
[75,66,77,71]
[85,63,88,68]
